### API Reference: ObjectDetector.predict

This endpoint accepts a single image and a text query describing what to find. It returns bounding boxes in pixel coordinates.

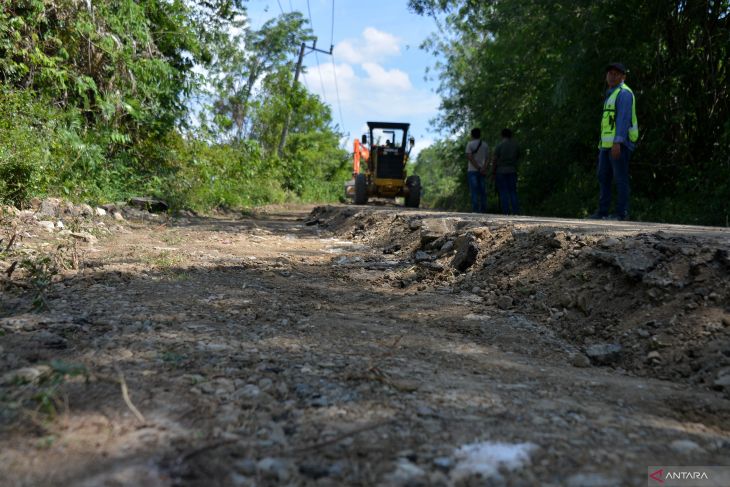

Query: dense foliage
[410,0,730,225]
[0,0,348,209]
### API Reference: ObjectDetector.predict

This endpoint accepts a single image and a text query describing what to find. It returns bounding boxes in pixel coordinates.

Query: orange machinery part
[353,139,370,175]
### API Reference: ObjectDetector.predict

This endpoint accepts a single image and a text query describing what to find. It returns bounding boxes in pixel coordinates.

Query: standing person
[590,62,639,221]
[465,128,488,213]
[493,128,521,215]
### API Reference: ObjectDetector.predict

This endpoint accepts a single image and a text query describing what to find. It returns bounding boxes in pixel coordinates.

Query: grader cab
[345,122,421,208]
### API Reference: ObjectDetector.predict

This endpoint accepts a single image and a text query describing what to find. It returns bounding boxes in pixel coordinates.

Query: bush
[0,90,55,205]
[160,138,288,211]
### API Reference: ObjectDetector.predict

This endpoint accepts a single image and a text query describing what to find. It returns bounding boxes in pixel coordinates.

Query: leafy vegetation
[410,0,729,225]
[0,1,347,210]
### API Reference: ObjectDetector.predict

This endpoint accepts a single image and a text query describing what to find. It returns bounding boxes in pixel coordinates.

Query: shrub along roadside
[0,89,349,212]
[0,90,54,204]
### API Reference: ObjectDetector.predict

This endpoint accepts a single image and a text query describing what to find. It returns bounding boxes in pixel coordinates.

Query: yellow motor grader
[345,121,420,207]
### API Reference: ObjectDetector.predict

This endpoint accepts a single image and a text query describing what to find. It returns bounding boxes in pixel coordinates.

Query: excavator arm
[353,139,370,176]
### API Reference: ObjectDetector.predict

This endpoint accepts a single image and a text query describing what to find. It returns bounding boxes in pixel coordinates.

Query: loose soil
[1,203,729,487]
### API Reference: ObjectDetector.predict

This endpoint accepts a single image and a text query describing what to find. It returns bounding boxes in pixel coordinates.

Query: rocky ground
[1,200,729,487]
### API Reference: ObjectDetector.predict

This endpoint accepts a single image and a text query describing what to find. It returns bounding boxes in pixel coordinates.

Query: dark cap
[606,62,627,74]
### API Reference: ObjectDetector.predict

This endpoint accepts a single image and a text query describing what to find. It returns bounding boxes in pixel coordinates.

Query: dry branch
[115,366,146,424]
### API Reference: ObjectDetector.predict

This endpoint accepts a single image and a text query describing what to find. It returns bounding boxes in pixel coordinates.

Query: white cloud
[334,27,401,64]
[304,60,439,122]
[301,26,441,152]
[361,63,411,90]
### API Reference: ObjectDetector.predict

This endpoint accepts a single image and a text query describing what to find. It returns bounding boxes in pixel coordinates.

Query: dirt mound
[310,206,730,393]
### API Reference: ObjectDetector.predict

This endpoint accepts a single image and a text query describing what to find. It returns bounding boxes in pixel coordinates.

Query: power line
[276,0,285,15]
[328,1,346,133]
[314,53,328,103]
[306,0,328,103]
[331,54,346,133]
[330,0,335,46]
[305,0,313,25]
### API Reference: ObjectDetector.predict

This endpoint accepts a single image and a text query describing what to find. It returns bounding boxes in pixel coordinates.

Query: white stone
[70,232,98,243]
[450,441,537,482]
[387,460,427,484]
[670,439,704,455]
[37,220,55,232]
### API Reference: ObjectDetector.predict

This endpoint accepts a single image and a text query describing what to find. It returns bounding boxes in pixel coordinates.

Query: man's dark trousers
[597,146,632,218]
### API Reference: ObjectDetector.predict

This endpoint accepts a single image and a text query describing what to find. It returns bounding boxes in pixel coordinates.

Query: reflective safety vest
[600,83,638,149]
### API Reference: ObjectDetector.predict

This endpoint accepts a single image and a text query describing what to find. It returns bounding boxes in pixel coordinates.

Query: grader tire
[354,173,368,205]
[405,175,421,208]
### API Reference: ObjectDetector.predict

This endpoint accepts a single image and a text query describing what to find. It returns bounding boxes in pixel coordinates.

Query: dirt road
[1,203,729,486]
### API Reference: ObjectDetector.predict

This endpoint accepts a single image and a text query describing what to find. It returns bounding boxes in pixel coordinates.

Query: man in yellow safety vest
[589,62,638,221]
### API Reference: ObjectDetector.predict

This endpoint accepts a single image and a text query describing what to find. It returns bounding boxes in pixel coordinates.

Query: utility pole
[278,38,333,157]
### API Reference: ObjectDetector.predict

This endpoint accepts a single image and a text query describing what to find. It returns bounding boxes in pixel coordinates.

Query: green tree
[413,139,468,210]
[206,12,312,142]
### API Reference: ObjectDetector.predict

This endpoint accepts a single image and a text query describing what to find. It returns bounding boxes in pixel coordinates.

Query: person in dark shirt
[492,128,521,215]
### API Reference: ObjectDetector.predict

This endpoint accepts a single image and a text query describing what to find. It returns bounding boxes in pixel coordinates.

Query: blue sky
[245,0,444,157]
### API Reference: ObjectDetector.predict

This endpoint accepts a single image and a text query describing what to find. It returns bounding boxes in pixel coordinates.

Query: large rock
[425,235,447,251]
[37,220,55,232]
[2,205,19,216]
[585,248,660,280]
[77,203,94,216]
[414,250,432,262]
[419,218,456,247]
[61,200,80,217]
[38,198,62,218]
[585,343,622,365]
[451,234,479,272]
[570,354,591,368]
[70,231,98,243]
[496,295,514,309]
[549,231,568,249]
[713,367,730,390]
[128,197,169,213]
